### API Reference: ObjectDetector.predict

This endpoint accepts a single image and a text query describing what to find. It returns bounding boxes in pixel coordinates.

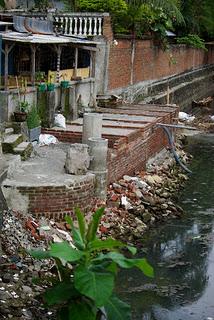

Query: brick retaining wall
[108,39,214,91]
[8,175,95,220]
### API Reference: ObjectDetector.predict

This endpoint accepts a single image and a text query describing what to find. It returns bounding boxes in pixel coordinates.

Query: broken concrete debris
[101,148,189,241]
[65,143,90,175]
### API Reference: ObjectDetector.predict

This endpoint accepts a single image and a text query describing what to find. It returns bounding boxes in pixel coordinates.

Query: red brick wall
[107,126,169,183]
[17,177,95,220]
[108,39,213,90]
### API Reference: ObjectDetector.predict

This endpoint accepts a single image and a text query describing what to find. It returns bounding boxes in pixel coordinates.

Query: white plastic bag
[39,134,58,146]
[179,112,195,123]
[54,114,66,129]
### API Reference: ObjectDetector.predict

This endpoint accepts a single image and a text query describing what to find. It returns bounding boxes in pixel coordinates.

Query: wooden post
[4,42,9,90]
[30,44,36,86]
[2,42,15,90]
[90,51,96,78]
[74,47,78,78]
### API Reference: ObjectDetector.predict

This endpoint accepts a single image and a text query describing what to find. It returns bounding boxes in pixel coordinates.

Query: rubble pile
[98,148,190,242]
[0,210,56,319]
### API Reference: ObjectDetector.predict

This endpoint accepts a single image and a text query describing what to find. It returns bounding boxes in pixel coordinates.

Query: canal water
[118,134,214,320]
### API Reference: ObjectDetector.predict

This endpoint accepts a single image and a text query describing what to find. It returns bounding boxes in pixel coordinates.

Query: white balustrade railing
[54,14,105,37]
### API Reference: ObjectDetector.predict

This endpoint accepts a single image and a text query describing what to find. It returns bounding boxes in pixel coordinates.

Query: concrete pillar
[88,137,108,200]
[46,91,56,128]
[82,113,102,144]
[65,143,90,175]
[69,87,78,120]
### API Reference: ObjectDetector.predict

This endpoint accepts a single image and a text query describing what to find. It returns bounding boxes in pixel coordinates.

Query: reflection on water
[118,134,214,320]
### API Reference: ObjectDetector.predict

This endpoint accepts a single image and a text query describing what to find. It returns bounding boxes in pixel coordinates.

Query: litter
[179,112,195,123]
[54,113,66,129]
[38,134,58,146]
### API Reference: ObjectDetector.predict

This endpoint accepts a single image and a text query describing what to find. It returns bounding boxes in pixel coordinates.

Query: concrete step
[4,128,14,135]
[13,142,33,161]
[2,134,24,153]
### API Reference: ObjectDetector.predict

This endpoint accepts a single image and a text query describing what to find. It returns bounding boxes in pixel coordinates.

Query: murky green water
[118,134,214,320]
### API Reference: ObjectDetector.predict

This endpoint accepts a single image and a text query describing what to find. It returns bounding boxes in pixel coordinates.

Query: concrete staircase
[2,128,33,160]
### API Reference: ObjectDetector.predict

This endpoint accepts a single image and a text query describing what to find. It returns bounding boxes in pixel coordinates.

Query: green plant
[176,34,207,50]
[27,106,41,129]
[35,71,46,83]
[18,100,30,113]
[30,207,154,320]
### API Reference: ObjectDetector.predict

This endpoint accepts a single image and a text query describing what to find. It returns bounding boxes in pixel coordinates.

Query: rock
[135,189,143,199]
[123,175,133,182]
[142,212,152,223]
[0,290,11,300]
[65,143,90,175]
[22,285,33,294]
[161,203,168,210]
[161,192,170,198]
[2,273,11,283]
[145,175,163,185]
[135,180,150,190]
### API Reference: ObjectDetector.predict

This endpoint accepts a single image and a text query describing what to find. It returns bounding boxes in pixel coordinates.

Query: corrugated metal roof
[0,31,99,45]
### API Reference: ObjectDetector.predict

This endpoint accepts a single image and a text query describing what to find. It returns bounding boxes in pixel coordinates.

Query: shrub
[176,34,207,50]
[27,106,41,129]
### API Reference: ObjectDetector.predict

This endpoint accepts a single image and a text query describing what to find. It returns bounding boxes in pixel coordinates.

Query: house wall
[0,78,95,122]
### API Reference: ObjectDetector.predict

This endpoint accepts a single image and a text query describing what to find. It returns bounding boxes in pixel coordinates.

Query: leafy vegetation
[27,106,41,129]
[180,0,214,39]
[176,34,207,50]
[30,208,154,320]
[18,100,30,113]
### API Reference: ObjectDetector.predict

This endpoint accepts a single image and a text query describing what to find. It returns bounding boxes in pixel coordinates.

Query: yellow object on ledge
[48,68,90,83]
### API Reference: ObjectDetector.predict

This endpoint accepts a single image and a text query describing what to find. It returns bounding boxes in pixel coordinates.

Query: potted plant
[36,71,46,92]
[60,73,69,89]
[27,106,41,142]
[14,100,30,122]
[47,74,55,91]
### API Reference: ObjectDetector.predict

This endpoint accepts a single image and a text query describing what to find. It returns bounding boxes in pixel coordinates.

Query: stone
[0,290,11,300]
[145,175,163,185]
[2,273,11,283]
[123,175,133,182]
[161,203,168,210]
[135,180,150,190]
[22,285,33,294]
[65,143,90,175]
[142,212,152,223]
[161,192,170,198]
[135,189,143,199]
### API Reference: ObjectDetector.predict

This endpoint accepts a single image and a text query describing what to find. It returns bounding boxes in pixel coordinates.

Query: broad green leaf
[29,249,50,259]
[44,281,79,306]
[65,216,85,250]
[94,252,154,277]
[50,241,84,262]
[127,245,137,255]
[74,266,114,307]
[133,258,154,278]
[68,301,96,320]
[106,262,118,274]
[58,302,96,320]
[105,295,131,320]
[89,238,125,252]
[86,207,105,242]
[75,208,86,242]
